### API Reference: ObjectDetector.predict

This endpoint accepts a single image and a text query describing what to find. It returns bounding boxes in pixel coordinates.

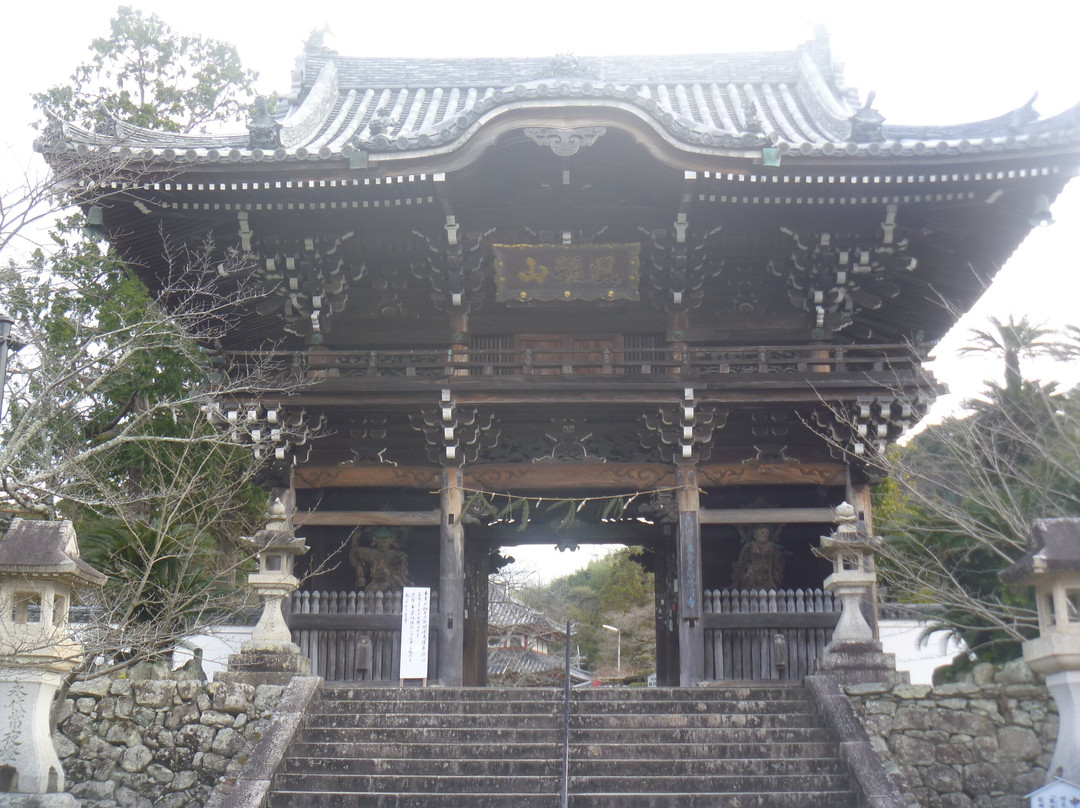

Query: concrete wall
[846,659,1057,808]
[53,675,282,808]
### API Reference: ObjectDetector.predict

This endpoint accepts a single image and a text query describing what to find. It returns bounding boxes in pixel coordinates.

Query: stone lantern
[1002,517,1080,784]
[226,497,311,679]
[815,502,904,684]
[0,519,105,800]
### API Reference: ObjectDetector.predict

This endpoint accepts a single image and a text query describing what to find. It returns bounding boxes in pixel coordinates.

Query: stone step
[285,739,841,760]
[269,790,859,808]
[297,725,834,746]
[272,772,853,794]
[569,792,859,808]
[273,773,561,794]
[281,755,846,777]
[570,699,817,715]
[301,711,823,730]
[317,686,808,702]
[270,791,559,808]
[270,685,857,808]
[304,712,561,729]
[282,756,561,776]
[308,699,560,716]
[299,726,563,744]
[308,698,818,717]
[570,726,836,744]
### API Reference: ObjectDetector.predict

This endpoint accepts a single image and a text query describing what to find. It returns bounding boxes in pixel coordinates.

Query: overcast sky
[2,0,1078,579]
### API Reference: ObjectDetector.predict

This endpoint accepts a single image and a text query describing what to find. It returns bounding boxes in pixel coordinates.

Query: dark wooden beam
[295,510,441,527]
[294,462,847,491]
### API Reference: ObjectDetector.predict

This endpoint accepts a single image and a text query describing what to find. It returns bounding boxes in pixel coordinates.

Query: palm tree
[959,315,1068,395]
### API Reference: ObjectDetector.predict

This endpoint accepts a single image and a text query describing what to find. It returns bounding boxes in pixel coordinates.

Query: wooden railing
[216,343,928,382]
[701,588,841,681]
[286,589,439,683]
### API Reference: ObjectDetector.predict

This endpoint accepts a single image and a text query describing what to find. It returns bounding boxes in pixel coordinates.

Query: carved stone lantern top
[0,519,105,669]
[1002,518,1080,585]
[0,519,106,586]
[1002,518,1080,646]
[819,501,878,559]
[241,497,309,555]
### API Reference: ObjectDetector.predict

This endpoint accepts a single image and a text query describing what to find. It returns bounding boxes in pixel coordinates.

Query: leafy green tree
[0,9,287,670]
[526,548,655,674]
[33,5,258,134]
[873,317,1080,664]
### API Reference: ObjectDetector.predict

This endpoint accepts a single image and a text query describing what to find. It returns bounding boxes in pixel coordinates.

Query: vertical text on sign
[400,587,431,679]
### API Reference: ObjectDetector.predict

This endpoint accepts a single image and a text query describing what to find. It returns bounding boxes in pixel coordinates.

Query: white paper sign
[400,587,431,679]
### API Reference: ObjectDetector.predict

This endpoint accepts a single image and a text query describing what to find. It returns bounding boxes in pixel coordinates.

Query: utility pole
[603,623,621,673]
[0,309,15,417]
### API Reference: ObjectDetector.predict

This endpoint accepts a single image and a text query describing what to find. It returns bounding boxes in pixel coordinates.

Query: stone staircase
[268,683,861,807]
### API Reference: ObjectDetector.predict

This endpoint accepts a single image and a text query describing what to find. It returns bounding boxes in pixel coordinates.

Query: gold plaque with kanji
[493,244,640,302]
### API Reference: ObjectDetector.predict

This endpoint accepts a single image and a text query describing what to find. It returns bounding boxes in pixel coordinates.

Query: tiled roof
[488,583,562,635]
[0,519,107,585]
[38,37,1080,167]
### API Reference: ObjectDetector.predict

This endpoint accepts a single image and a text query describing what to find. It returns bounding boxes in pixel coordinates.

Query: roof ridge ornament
[248,96,282,149]
[546,53,599,80]
[1010,93,1040,132]
[849,91,886,143]
[741,98,763,135]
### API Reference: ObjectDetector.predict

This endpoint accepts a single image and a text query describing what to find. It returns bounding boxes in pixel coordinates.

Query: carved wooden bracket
[641,387,728,463]
[412,178,492,314]
[638,175,722,313]
[205,401,326,485]
[769,204,915,337]
[410,389,500,466]
[247,220,360,342]
[812,394,928,481]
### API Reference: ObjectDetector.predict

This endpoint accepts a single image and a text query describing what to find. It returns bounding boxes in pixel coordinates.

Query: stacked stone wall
[846,660,1057,808]
[52,676,282,808]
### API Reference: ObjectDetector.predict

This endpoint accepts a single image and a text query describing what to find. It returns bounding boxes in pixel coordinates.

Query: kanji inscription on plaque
[494,244,640,302]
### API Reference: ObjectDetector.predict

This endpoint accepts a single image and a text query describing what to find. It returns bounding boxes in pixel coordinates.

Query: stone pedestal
[1043,669,1080,783]
[220,649,312,686]
[815,640,908,686]
[0,668,68,795]
[0,794,79,808]
[1024,632,1080,782]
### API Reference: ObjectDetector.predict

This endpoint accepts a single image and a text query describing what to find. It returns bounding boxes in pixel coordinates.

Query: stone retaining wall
[846,660,1057,808]
[53,676,283,808]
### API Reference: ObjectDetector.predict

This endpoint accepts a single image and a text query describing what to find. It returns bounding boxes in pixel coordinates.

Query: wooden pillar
[440,466,465,685]
[677,464,704,686]
[669,312,689,375]
[450,312,470,377]
[463,543,489,687]
[654,524,680,686]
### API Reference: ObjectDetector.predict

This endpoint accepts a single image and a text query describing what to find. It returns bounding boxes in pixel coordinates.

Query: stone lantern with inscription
[1002,518,1080,784]
[815,503,904,684]
[226,497,311,678]
[0,519,105,800]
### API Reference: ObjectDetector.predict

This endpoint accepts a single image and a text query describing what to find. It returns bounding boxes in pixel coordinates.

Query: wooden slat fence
[702,588,841,681]
[287,589,440,683]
